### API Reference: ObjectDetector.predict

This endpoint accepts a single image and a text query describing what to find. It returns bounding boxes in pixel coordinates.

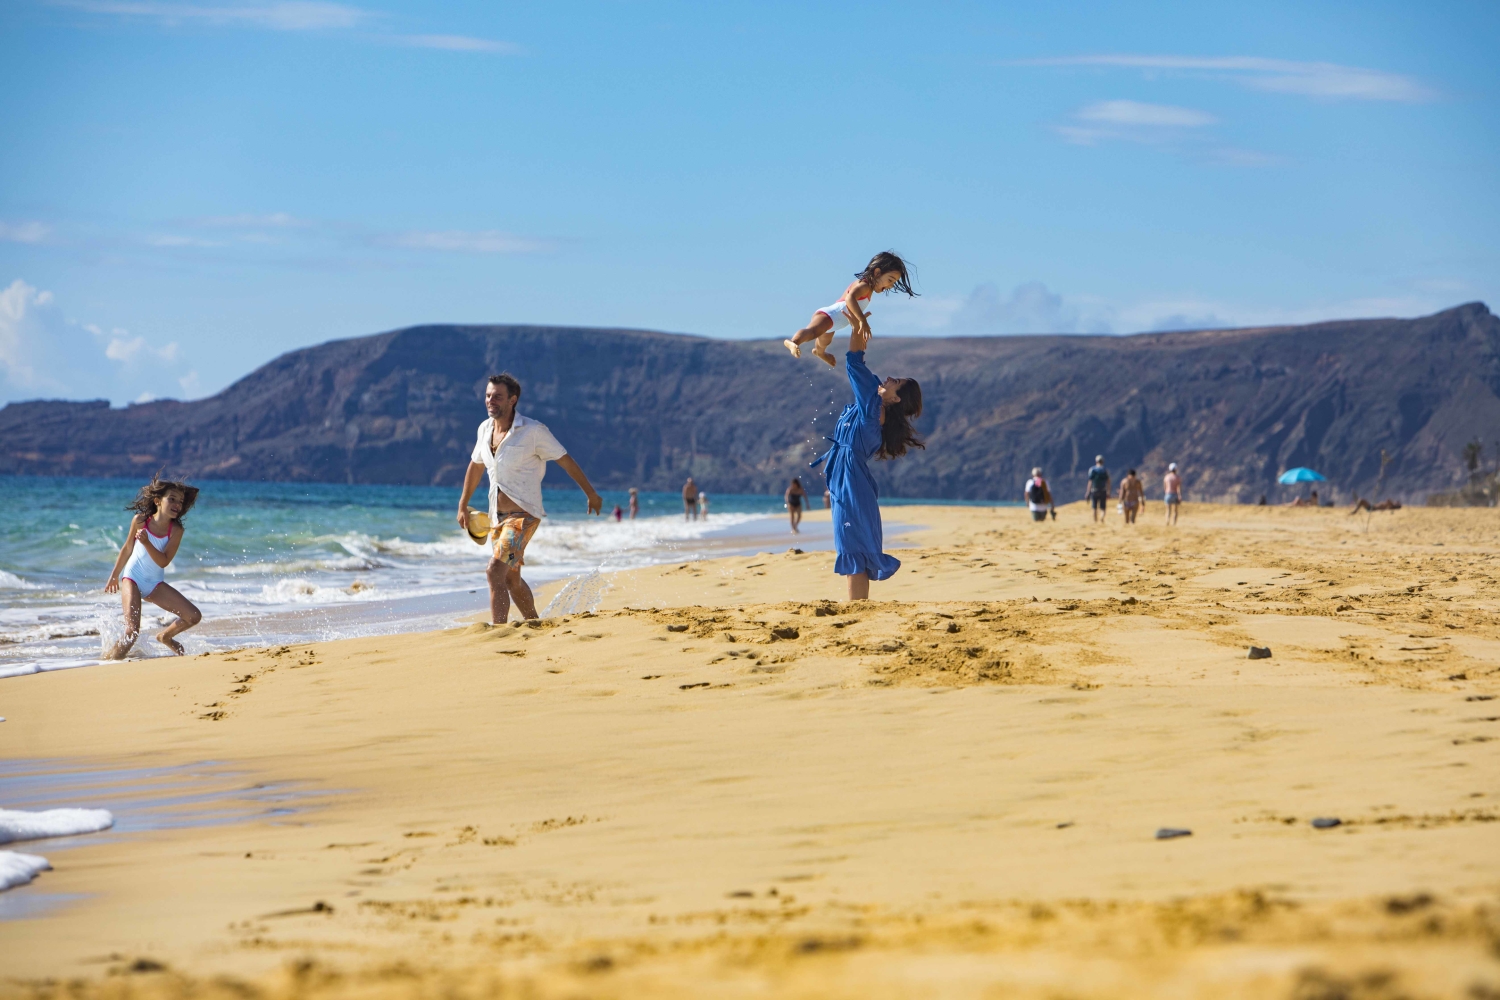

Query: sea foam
[0,851,51,891]
[0,807,115,844]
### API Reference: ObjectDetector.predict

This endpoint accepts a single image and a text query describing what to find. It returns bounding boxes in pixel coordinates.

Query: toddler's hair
[857,251,917,297]
[877,379,925,461]
[126,476,200,525]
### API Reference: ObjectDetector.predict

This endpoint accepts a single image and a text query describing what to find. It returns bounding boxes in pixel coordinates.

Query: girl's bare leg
[784,313,834,358]
[145,582,202,655]
[847,572,870,601]
[108,579,142,659]
[811,330,837,367]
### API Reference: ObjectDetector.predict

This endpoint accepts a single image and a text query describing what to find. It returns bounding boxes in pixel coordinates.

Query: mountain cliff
[4,303,1498,503]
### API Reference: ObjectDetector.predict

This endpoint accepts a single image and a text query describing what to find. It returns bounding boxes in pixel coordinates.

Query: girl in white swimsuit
[784,251,917,368]
[104,477,203,659]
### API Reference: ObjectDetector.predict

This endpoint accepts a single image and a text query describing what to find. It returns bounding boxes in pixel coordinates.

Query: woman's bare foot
[156,630,185,655]
[783,339,802,358]
[811,346,837,368]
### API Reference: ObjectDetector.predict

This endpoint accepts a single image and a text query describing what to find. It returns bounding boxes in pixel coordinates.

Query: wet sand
[1,502,1497,999]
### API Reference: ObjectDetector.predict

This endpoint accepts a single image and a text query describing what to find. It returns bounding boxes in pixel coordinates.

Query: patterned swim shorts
[490,511,540,569]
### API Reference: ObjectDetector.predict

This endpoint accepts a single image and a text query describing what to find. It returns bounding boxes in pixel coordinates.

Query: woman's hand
[848,323,871,353]
[105,574,119,594]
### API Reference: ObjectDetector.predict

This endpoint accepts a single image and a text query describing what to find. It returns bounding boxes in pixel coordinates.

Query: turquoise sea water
[0,475,1009,672]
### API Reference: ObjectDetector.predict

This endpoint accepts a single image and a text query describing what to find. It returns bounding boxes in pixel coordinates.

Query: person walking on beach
[682,477,699,521]
[103,477,203,659]
[1164,462,1183,525]
[1085,455,1111,523]
[1024,468,1054,522]
[457,373,603,624]
[785,476,808,534]
[628,488,639,520]
[1119,469,1145,524]
[811,321,923,601]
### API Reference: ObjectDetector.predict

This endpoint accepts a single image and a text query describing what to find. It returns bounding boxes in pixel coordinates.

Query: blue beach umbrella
[1278,467,1327,485]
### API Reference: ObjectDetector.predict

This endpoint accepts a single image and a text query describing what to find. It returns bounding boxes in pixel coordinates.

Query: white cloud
[396,34,518,54]
[195,211,306,228]
[385,230,550,254]
[1017,55,1437,103]
[0,221,51,244]
[0,278,198,405]
[145,233,225,247]
[1077,99,1216,127]
[51,0,369,30]
[877,281,1114,336]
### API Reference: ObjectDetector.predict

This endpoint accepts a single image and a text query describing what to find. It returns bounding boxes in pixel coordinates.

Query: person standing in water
[785,476,808,534]
[104,477,203,658]
[628,488,639,520]
[811,320,924,600]
[458,373,603,624]
[1164,462,1183,525]
[682,477,699,521]
[698,493,710,519]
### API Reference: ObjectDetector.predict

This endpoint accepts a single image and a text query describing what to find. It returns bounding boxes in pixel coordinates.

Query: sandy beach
[2,502,1497,999]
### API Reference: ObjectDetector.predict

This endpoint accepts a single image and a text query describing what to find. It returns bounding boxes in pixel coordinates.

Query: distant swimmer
[1164,462,1183,525]
[785,476,808,534]
[810,318,923,601]
[104,476,203,659]
[458,372,603,624]
[784,252,917,368]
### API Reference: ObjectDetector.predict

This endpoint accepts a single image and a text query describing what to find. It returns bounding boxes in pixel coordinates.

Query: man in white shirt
[457,373,603,623]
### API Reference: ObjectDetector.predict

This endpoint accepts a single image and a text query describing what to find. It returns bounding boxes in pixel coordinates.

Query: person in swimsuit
[811,320,923,601]
[785,476,808,534]
[682,477,699,521]
[1163,462,1183,525]
[457,373,603,624]
[784,251,917,368]
[1118,469,1145,524]
[628,488,639,520]
[103,477,203,659]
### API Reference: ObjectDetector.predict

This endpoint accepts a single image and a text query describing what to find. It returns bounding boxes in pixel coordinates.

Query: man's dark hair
[487,372,522,398]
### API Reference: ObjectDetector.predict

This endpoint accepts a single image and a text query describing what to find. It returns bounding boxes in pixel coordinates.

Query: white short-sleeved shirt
[471,413,568,519]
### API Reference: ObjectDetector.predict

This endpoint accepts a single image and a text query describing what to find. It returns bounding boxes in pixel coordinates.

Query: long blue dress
[812,351,901,581]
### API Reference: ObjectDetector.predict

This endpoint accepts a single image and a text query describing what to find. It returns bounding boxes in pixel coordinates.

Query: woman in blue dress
[812,322,924,600]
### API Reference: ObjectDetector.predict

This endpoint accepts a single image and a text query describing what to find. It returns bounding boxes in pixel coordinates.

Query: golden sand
[2,503,1498,999]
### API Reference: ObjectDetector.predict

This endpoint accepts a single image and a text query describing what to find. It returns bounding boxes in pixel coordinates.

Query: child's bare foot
[812,346,837,368]
[783,339,802,358]
[156,630,185,655]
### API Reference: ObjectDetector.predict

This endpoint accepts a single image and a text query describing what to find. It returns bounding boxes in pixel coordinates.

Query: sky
[1,0,1497,405]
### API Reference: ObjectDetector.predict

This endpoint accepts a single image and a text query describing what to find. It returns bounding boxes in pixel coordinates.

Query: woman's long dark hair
[877,378,925,460]
[126,476,200,526]
[856,251,918,297]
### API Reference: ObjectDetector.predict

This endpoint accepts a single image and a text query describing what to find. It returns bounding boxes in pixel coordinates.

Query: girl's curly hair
[126,476,200,525]
[856,251,918,297]
[877,378,925,460]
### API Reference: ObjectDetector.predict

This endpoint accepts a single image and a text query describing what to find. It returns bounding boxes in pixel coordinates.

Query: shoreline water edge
[0,476,1008,676]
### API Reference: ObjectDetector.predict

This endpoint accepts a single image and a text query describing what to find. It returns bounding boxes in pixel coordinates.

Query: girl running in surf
[104,477,203,659]
[784,251,917,368]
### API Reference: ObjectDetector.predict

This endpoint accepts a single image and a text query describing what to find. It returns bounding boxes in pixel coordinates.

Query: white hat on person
[1168,462,1178,471]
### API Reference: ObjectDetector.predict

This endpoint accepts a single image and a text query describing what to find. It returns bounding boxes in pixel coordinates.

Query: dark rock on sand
[1247,646,1273,659]
[1155,828,1193,840]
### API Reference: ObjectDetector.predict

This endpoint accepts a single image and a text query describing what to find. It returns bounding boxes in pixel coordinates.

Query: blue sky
[2,0,1497,404]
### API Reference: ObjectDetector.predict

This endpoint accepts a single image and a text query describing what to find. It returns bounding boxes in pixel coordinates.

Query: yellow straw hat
[464,508,491,545]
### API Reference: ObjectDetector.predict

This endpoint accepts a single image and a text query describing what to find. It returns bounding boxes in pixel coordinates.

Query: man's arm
[457,461,485,529]
[555,454,603,515]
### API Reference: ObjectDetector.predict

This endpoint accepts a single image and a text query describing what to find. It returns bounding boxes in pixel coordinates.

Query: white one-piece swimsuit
[121,524,171,596]
[817,292,873,331]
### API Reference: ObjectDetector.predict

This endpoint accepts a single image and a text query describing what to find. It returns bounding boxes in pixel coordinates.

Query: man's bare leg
[487,558,513,623]
[847,572,870,601]
[146,582,202,655]
[507,570,538,619]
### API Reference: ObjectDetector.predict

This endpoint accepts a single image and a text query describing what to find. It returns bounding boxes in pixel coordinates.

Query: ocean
[0,476,1002,677]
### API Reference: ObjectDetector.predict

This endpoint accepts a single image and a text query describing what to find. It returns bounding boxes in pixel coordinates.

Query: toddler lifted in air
[784,251,917,368]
